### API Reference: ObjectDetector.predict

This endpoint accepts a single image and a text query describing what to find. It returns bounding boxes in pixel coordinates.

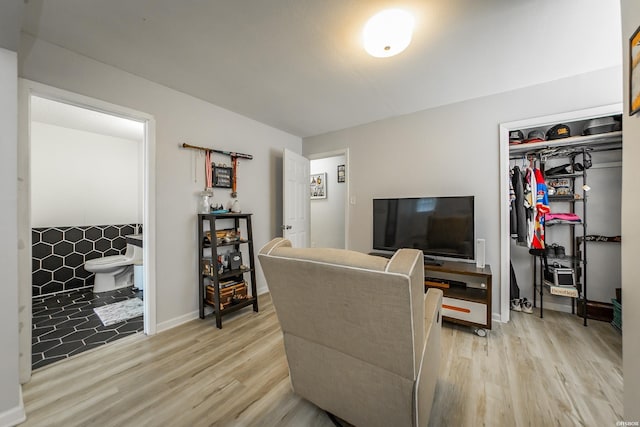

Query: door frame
[498,103,621,323]
[307,148,350,250]
[17,79,157,380]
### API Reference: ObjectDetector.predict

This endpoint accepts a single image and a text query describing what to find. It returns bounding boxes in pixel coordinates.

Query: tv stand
[424,257,443,266]
[424,260,492,336]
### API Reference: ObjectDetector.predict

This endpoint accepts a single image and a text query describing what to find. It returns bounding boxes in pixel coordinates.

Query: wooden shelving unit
[197,213,258,328]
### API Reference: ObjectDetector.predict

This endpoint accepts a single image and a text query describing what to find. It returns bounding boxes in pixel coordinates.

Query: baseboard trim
[0,386,26,427]
[156,310,202,333]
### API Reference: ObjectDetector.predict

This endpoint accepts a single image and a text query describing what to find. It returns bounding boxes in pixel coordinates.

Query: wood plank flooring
[20,294,622,427]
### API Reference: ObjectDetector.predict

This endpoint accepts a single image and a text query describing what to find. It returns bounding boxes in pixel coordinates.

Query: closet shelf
[509,131,621,156]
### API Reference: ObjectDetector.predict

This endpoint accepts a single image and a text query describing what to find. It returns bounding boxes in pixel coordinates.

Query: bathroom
[30,96,145,369]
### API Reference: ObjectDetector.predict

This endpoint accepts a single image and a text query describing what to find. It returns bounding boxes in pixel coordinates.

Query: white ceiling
[31,96,144,142]
[21,0,622,138]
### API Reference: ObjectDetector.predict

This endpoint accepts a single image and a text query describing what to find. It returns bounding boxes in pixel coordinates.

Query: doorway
[309,150,349,249]
[18,80,157,379]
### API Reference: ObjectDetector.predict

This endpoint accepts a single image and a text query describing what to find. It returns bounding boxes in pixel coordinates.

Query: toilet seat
[85,255,130,270]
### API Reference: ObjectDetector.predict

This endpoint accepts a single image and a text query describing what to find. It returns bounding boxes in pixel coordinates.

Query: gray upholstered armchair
[258,238,443,427]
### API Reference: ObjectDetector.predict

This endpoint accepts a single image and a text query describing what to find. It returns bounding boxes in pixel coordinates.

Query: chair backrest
[258,238,425,380]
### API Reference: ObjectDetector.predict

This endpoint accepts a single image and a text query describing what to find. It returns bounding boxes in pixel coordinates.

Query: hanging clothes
[524,166,537,248]
[531,168,549,249]
[511,166,527,244]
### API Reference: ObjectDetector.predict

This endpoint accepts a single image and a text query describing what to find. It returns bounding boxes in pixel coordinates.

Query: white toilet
[85,242,143,293]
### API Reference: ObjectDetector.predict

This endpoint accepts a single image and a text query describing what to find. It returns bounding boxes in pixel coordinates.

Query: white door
[283,149,309,247]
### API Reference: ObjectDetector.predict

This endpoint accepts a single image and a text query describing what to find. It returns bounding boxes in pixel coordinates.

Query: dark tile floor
[32,286,144,370]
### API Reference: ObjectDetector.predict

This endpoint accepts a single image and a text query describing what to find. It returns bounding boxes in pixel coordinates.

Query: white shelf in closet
[509,130,621,155]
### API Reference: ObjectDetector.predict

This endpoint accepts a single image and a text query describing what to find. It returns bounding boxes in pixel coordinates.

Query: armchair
[258,238,443,427]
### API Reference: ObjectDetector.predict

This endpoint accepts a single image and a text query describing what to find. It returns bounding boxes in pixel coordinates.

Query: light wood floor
[21,294,622,427]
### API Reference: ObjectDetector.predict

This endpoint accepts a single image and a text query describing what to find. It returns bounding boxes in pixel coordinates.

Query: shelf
[198,213,258,328]
[509,131,622,155]
[203,239,250,248]
[546,173,583,179]
[548,196,583,202]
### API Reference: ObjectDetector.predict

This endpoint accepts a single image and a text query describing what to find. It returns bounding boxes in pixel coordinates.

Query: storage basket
[206,281,248,308]
[611,298,622,331]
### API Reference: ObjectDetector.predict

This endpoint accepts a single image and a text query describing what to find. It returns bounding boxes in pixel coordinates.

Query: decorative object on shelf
[337,164,345,183]
[630,25,640,116]
[198,189,213,214]
[228,251,243,270]
[231,199,241,213]
[310,172,326,199]
[213,165,232,188]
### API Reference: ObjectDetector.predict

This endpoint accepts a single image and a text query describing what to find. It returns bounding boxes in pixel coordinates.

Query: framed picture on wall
[337,164,345,183]
[213,165,232,188]
[310,173,326,199]
[630,25,640,115]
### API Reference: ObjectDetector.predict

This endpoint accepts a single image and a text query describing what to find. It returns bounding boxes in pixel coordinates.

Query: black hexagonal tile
[65,329,96,342]
[66,279,85,290]
[121,225,135,235]
[32,339,61,354]
[33,242,53,260]
[32,229,41,243]
[112,238,126,251]
[32,258,40,272]
[104,249,119,256]
[76,317,103,330]
[64,228,83,243]
[69,342,103,357]
[85,251,101,261]
[95,238,111,253]
[104,226,119,239]
[85,227,102,240]
[56,317,89,330]
[116,319,144,333]
[42,254,63,271]
[65,253,84,268]
[33,354,66,370]
[40,282,64,295]
[33,270,52,287]
[39,327,76,341]
[84,330,118,344]
[53,241,73,257]
[54,266,74,282]
[74,265,92,279]
[75,239,93,254]
[44,341,84,358]
[42,229,63,244]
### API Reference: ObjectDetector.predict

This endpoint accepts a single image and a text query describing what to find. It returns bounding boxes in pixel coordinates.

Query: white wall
[621,0,640,420]
[0,47,25,425]
[31,121,142,228]
[303,66,622,318]
[19,35,302,326]
[310,155,345,248]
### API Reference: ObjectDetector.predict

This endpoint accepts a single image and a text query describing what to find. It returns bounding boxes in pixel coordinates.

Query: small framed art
[337,164,345,183]
[310,173,326,199]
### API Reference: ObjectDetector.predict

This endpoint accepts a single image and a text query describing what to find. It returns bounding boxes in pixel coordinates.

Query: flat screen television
[373,196,475,260]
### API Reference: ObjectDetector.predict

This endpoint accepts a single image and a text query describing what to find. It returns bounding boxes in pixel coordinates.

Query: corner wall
[0,47,25,426]
[19,35,302,325]
[621,0,640,420]
[303,66,622,318]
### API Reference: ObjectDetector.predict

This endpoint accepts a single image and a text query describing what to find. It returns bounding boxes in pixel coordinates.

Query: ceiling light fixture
[363,9,415,58]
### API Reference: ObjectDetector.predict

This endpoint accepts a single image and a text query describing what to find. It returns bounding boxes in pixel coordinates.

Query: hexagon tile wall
[32,224,141,297]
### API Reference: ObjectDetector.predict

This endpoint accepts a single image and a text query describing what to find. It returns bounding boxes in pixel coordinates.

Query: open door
[283,149,309,247]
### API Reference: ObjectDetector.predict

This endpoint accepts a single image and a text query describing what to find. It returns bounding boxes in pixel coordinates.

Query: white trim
[18,80,158,371]
[499,103,622,324]
[156,310,201,333]
[307,148,350,250]
[0,387,26,427]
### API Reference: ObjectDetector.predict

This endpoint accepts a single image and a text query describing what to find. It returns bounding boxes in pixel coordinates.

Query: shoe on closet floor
[510,299,522,311]
[521,298,533,314]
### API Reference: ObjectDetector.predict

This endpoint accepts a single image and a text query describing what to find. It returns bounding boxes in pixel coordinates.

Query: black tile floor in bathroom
[32,286,144,370]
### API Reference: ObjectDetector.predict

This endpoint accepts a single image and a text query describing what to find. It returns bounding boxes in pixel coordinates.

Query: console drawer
[441,296,487,326]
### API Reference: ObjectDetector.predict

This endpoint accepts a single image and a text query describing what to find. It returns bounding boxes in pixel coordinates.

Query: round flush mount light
[363,9,415,58]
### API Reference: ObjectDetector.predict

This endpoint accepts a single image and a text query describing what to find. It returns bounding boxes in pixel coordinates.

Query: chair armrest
[414,288,442,427]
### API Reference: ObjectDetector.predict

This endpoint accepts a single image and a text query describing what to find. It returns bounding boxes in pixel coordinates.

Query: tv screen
[373,196,475,260]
